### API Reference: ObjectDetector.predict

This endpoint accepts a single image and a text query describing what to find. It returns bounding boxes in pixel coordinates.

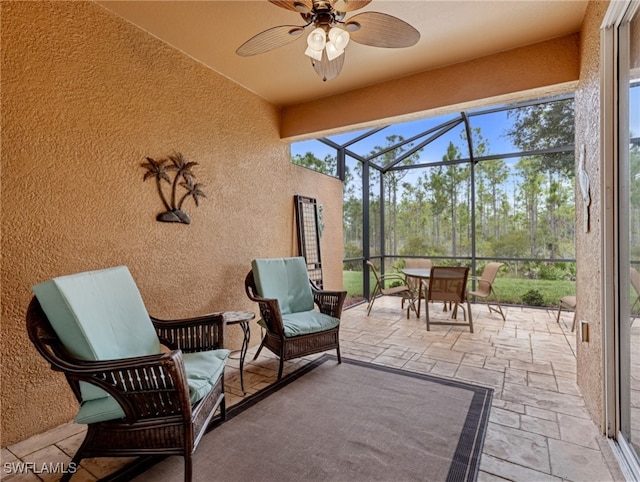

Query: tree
[371,135,420,255]
[516,157,545,256]
[506,99,574,176]
[292,151,337,175]
[424,168,448,248]
[476,159,509,239]
[441,142,467,256]
[506,99,575,257]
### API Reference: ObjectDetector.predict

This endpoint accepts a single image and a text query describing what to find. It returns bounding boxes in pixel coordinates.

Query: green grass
[491,277,575,306]
[343,270,364,298]
[343,271,576,308]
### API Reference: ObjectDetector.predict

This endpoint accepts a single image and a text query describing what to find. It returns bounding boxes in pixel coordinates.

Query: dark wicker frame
[26,297,227,482]
[244,271,346,380]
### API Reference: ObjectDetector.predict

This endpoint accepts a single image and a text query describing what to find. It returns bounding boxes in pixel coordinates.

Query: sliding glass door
[607,0,640,473]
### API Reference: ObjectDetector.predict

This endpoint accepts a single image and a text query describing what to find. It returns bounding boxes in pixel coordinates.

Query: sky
[292,102,542,166]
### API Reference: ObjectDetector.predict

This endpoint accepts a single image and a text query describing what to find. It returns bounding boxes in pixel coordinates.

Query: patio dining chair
[245,257,346,380]
[27,266,228,482]
[404,258,432,314]
[467,262,506,321]
[424,266,473,332]
[367,260,417,318]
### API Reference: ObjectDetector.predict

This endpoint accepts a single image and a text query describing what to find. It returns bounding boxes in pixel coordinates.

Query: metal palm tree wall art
[141,152,206,224]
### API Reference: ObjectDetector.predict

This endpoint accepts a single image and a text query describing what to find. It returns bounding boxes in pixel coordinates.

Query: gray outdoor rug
[133,354,493,482]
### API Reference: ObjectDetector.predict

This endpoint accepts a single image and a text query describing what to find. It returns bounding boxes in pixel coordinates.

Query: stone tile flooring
[1,297,627,481]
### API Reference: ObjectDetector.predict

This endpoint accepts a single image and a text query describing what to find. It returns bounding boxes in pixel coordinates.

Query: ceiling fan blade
[345,12,420,48]
[311,49,345,81]
[268,0,313,14]
[331,0,372,12]
[236,25,305,56]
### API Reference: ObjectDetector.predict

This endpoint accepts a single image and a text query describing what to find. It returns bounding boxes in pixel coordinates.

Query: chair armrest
[468,277,493,288]
[379,273,407,284]
[151,312,225,353]
[244,271,286,337]
[468,276,490,284]
[379,273,413,292]
[312,287,347,318]
[49,349,192,424]
[254,299,286,337]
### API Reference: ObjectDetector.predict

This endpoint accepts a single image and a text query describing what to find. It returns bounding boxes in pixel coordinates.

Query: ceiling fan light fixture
[328,26,350,50]
[307,27,327,50]
[305,45,324,60]
[325,41,344,61]
[305,27,327,60]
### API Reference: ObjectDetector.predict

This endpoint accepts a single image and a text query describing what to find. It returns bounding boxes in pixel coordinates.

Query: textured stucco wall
[1,1,343,445]
[574,0,609,430]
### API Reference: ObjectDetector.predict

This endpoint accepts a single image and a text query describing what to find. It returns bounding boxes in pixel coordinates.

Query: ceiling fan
[236,0,420,81]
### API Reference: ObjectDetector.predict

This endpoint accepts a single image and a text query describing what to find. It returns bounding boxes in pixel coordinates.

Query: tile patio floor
[1,297,628,481]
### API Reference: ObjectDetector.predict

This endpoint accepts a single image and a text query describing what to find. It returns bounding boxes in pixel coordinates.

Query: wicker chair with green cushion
[27,266,229,482]
[245,257,346,380]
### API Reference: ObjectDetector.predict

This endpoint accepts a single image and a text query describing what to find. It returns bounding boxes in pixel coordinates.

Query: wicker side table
[223,311,255,394]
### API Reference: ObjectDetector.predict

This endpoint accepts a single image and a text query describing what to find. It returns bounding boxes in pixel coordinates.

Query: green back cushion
[32,266,161,401]
[251,257,314,314]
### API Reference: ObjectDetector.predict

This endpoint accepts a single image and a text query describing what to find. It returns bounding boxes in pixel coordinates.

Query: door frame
[602,0,640,477]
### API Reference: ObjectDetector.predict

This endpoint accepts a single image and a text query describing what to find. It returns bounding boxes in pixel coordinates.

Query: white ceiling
[97,1,589,107]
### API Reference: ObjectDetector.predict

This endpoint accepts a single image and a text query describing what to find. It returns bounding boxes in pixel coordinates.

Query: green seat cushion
[32,266,161,403]
[182,349,230,404]
[258,311,339,337]
[74,348,230,424]
[251,257,314,315]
